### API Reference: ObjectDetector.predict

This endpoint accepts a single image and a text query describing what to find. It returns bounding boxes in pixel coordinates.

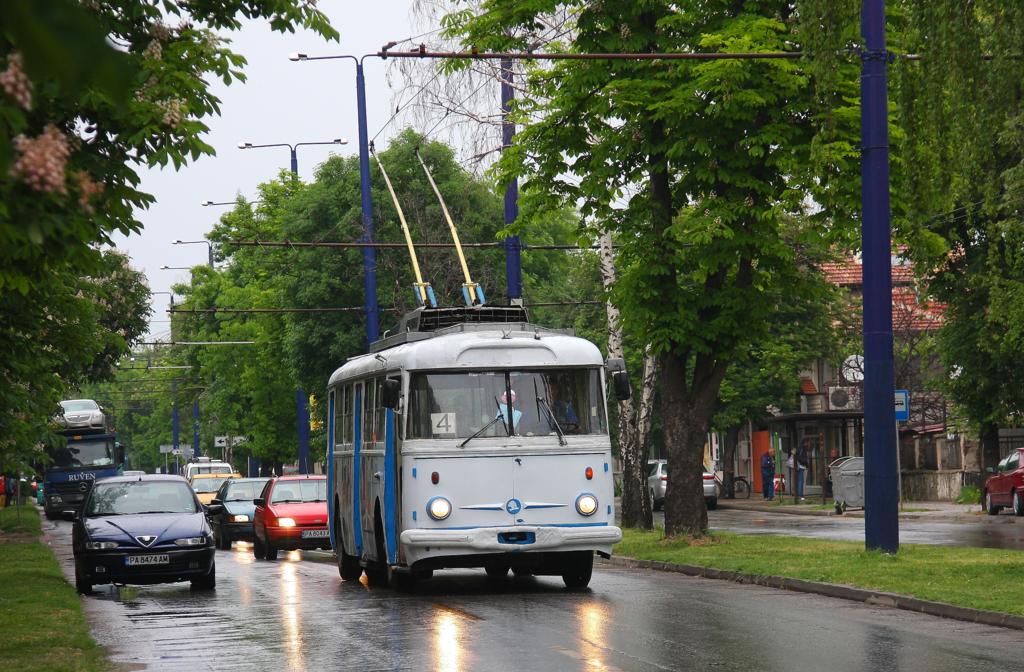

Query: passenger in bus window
[548,377,581,434]
[496,390,522,432]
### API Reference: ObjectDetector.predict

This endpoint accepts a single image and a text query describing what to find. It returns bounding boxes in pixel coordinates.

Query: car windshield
[225,481,267,501]
[61,400,98,412]
[192,477,228,494]
[408,369,607,440]
[86,481,198,516]
[50,439,114,469]
[270,480,327,503]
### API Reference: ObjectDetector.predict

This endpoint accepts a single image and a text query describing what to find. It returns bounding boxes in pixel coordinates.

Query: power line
[224,239,597,250]
[168,301,603,315]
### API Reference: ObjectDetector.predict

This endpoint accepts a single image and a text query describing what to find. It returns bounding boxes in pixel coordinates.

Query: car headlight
[276,518,296,528]
[174,537,206,546]
[575,493,599,516]
[427,497,452,521]
[85,541,119,550]
[231,514,250,523]
[49,495,63,503]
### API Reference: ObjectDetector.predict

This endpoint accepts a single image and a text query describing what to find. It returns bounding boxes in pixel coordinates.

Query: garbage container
[829,456,864,515]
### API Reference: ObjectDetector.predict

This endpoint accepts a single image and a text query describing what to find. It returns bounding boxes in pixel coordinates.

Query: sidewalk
[716,497,1007,523]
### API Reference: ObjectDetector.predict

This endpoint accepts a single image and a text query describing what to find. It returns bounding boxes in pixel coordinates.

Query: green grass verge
[616,528,1024,616]
[0,506,107,672]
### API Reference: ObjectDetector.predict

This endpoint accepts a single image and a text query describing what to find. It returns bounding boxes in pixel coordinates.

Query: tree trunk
[980,423,1000,471]
[637,346,658,453]
[722,426,739,499]
[599,231,651,529]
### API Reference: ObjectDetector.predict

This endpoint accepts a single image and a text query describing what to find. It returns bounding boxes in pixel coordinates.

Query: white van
[183,457,234,481]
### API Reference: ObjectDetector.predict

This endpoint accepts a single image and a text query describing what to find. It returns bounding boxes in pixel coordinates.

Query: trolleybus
[326,306,628,589]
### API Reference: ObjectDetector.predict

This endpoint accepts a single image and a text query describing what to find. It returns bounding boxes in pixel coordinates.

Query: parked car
[207,477,270,549]
[646,460,718,511]
[982,447,1024,516]
[189,472,240,506]
[71,474,219,593]
[252,475,329,560]
[55,399,107,433]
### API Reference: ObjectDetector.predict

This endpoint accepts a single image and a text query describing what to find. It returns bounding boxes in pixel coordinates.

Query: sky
[115,3,429,340]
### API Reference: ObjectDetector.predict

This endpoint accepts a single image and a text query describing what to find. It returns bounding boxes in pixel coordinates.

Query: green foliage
[0,1,336,468]
[955,484,981,505]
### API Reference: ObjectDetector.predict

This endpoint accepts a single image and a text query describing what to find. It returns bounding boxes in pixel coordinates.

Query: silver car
[55,399,107,433]
[647,459,718,511]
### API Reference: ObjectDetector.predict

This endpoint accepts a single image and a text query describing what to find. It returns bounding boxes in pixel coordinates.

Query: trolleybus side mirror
[381,378,401,409]
[611,371,631,401]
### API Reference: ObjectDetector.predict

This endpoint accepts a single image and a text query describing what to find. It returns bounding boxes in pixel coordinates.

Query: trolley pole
[500,58,523,301]
[357,61,381,342]
[861,0,900,553]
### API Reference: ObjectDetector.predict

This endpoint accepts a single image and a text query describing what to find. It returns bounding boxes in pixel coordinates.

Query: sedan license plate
[125,554,170,566]
[301,528,329,539]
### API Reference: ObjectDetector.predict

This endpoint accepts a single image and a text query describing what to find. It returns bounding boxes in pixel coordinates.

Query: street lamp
[201,200,235,207]
[160,265,193,271]
[237,138,348,175]
[172,239,215,268]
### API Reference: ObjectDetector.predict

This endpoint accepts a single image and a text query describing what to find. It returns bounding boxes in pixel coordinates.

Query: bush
[955,484,981,505]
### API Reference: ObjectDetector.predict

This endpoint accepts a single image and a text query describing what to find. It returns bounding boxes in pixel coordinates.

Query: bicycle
[715,473,751,499]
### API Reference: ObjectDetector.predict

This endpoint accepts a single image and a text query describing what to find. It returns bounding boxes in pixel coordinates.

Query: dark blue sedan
[71,475,219,593]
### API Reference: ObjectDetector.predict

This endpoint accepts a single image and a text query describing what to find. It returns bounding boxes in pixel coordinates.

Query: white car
[55,399,107,433]
[647,459,718,511]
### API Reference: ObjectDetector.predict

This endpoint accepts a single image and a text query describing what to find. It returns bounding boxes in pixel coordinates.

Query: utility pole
[500,58,523,301]
[192,399,200,458]
[861,0,900,553]
[171,380,180,476]
[356,60,380,343]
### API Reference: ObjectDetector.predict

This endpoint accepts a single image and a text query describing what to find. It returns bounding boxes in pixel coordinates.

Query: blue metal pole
[861,0,899,553]
[500,58,522,300]
[171,404,180,475]
[357,61,380,343]
[248,455,258,478]
[192,399,200,458]
[296,389,310,474]
[289,146,298,176]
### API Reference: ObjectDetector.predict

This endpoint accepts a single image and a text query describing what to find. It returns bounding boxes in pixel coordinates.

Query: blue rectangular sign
[894,390,910,421]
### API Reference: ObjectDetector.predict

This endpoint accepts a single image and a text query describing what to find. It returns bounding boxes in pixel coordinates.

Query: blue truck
[42,431,123,519]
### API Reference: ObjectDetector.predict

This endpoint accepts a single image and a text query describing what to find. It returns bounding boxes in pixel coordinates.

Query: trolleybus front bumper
[400,524,622,565]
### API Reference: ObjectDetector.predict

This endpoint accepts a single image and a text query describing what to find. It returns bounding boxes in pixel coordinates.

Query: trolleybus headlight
[427,497,452,521]
[575,493,599,516]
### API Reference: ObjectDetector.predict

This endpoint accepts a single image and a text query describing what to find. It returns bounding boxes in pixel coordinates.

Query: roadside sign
[171,446,194,459]
[159,444,175,454]
[894,390,910,421]
[215,435,247,448]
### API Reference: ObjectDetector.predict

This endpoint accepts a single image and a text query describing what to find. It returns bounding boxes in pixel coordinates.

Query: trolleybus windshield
[408,369,607,440]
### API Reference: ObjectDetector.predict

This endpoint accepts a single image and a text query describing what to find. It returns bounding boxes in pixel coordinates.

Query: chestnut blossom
[10,124,71,194]
[0,52,32,110]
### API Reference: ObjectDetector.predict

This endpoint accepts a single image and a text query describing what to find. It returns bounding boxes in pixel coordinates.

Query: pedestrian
[0,472,6,509]
[796,440,810,501]
[760,449,776,501]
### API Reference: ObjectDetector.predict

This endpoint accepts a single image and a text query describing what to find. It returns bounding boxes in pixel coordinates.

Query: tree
[443,1,856,536]
[1,1,336,466]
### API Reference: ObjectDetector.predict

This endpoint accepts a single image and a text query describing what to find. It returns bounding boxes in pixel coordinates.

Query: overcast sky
[116,3,430,340]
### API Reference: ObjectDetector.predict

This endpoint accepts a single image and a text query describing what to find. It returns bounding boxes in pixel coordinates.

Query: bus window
[342,384,353,444]
[374,378,386,444]
[408,370,607,440]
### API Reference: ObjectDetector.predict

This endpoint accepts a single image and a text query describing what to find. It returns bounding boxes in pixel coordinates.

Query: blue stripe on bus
[353,388,363,555]
[412,467,416,478]
[426,522,610,531]
[384,407,397,564]
[327,391,336,550]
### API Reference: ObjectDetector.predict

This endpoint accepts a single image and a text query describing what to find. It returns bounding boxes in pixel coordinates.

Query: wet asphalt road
[695,509,1024,550]
[45,518,1024,672]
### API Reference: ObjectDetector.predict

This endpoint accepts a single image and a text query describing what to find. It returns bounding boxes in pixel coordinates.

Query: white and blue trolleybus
[326,306,628,588]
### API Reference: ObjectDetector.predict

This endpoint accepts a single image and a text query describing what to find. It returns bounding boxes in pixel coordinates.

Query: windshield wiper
[460,413,506,448]
[535,385,567,446]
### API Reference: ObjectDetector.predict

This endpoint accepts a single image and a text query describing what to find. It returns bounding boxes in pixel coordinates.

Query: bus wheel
[335,507,362,581]
[561,551,593,590]
[365,511,390,587]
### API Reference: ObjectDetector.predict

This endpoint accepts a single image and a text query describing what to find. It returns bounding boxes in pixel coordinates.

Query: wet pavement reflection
[45,519,1023,671]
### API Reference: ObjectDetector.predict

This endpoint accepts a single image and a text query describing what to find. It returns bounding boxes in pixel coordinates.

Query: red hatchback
[252,475,330,560]
[982,447,1024,516]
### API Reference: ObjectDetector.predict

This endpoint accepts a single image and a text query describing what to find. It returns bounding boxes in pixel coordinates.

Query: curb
[716,501,995,523]
[599,555,1024,632]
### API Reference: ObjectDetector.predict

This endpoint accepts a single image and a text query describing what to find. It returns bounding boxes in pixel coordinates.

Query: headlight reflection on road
[578,602,612,671]
[433,611,462,672]
[280,560,305,672]
[234,541,254,565]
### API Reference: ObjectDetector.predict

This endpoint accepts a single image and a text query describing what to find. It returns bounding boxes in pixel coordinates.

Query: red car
[982,447,1024,516]
[252,475,330,560]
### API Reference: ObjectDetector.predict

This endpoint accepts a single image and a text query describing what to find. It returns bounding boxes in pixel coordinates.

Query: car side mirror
[205,504,224,516]
[381,378,401,409]
[210,498,222,506]
[253,498,266,507]
[611,371,631,401]
[985,466,995,474]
